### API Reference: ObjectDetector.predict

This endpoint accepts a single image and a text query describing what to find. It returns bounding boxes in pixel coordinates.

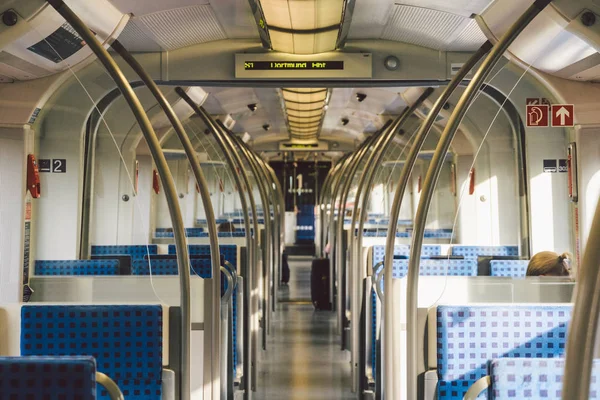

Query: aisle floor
[255,256,354,400]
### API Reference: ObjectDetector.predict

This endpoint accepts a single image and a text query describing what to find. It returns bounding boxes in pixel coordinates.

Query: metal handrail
[347,110,411,392]
[372,261,385,302]
[562,198,600,399]
[96,372,125,400]
[404,2,551,398]
[225,128,273,338]
[382,42,492,400]
[221,266,235,305]
[223,260,238,289]
[44,3,193,400]
[463,376,491,400]
[109,41,222,400]
[176,90,258,395]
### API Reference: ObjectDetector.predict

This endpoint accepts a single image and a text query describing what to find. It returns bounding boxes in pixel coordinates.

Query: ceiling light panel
[262,0,343,30]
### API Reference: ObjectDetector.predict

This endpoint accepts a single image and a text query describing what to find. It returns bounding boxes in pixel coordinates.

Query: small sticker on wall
[52,159,66,173]
[39,159,51,172]
[558,159,568,173]
[543,159,557,173]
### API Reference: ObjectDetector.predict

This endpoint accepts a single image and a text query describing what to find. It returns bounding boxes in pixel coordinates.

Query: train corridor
[255,256,354,400]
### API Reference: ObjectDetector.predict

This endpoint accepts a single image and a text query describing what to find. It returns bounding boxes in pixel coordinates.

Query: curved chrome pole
[44,3,193,400]
[96,372,125,400]
[222,124,272,343]
[332,135,382,337]
[563,199,600,399]
[350,91,432,393]
[176,89,258,398]
[382,42,492,400]
[110,41,222,400]
[209,114,261,391]
[404,2,551,398]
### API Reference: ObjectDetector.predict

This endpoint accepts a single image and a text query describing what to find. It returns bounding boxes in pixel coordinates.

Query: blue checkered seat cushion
[490,260,530,277]
[489,358,600,399]
[436,305,571,400]
[35,260,119,276]
[131,258,212,277]
[392,259,477,278]
[91,245,157,260]
[21,305,163,400]
[371,245,441,265]
[0,356,97,399]
[450,246,518,258]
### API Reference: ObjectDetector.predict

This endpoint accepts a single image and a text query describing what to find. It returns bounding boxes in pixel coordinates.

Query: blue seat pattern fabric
[155,228,206,238]
[21,305,163,400]
[371,245,441,265]
[392,259,477,278]
[489,358,600,399]
[0,356,97,399]
[35,260,119,276]
[371,288,378,380]
[436,305,571,400]
[196,218,230,224]
[131,258,212,277]
[490,260,530,277]
[450,246,518,258]
[91,245,157,260]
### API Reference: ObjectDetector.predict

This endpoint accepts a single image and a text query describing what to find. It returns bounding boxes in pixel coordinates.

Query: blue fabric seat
[35,259,119,276]
[131,258,212,277]
[490,260,530,277]
[489,358,600,399]
[392,258,477,278]
[450,246,518,258]
[0,356,97,399]
[371,244,441,265]
[436,305,571,400]
[91,245,157,260]
[21,305,163,400]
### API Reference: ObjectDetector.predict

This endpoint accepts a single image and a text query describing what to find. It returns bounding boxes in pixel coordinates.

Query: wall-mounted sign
[235,53,372,79]
[558,159,568,173]
[526,98,551,105]
[526,104,549,127]
[543,159,557,173]
[38,159,66,173]
[551,104,574,127]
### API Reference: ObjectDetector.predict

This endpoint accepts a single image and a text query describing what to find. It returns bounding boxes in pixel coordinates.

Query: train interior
[0,0,599,399]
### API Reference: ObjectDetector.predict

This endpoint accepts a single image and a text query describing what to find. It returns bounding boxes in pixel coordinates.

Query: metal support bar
[110,40,222,400]
[350,91,432,393]
[330,136,380,337]
[44,3,193,400]
[382,41,491,400]
[177,89,258,399]
[563,199,600,399]
[404,2,551,398]
[221,122,272,343]
[96,372,125,400]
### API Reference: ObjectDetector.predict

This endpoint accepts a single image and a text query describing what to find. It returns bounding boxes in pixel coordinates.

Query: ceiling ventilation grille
[138,5,227,50]
[446,19,487,51]
[115,19,163,52]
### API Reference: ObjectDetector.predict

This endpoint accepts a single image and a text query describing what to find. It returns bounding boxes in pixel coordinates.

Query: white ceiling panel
[446,19,487,51]
[138,5,227,50]
[395,0,494,18]
[210,0,260,39]
[347,0,395,39]
[116,19,164,52]
[381,5,470,50]
[108,0,210,16]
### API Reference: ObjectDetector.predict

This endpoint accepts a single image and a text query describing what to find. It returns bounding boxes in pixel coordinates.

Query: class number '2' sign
[38,159,66,173]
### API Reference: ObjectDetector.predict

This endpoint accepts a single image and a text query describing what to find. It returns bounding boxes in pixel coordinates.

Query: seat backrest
[392,259,477,278]
[450,246,518,258]
[371,245,441,265]
[169,244,238,267]
[131,257,212,277]
[490,260,530,277]
[436,304,571,400]
[91,245,157,260]
[489,358,600,399]
[21,305,163,400]
[0,356,97,399]
[35,259,119,276]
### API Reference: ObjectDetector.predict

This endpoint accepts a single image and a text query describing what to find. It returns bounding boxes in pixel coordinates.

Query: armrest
[96,372,124,400]
[162,368,176,400]
[463,376,491,400]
